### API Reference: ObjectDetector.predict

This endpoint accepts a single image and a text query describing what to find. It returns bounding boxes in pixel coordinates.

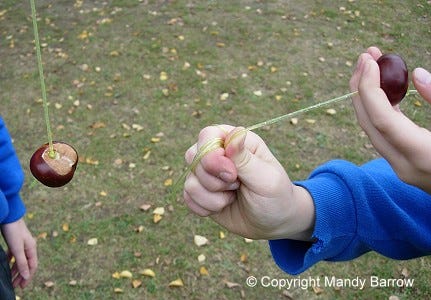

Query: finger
[184,174,236,215]
[185,143,198,165]
[413,67,431,104]
[366,46,382,60]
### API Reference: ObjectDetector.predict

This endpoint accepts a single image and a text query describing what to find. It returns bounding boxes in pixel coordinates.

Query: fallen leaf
[90,121,106,129]
[194,235,209,247]
[153,207,165,215]
[120,270,133,278]
[153,214,162,223]
[219,231,226,239]
[244,238,253,243]
[114,288,123,293]
[62,223,69,232]
[44,281,55,288]
[140,204,151,211]
[132,280,142,288]
[160,72,168,81]
[112,272,121,279]
[164,178,173,186]
[253,90,263,96]
[199,266,209,276]
[87,238,98,246]
[151,137,161,143]
[290,118,298,125]
[326,108,337,115]
[197,254,206,263]
[240,253,248,263]
[224,280,240,288]
[69,280,77,286]
[169,278,184,287]
[140,268,155,278]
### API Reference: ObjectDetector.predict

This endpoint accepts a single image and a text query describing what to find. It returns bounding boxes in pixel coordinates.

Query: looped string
[169,89,419,199]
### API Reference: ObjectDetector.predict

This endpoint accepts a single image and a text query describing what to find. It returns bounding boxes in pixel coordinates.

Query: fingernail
[219,172,234,182]
[21,271,30,280]
[414,67,431,85]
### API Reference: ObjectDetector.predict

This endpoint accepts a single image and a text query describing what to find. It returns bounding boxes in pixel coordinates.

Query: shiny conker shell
[376,53,409,106]
[30,141,78,187]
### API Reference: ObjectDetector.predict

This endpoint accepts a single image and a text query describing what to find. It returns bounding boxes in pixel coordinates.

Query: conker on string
[30,141,78,187]
[376,53,409,106]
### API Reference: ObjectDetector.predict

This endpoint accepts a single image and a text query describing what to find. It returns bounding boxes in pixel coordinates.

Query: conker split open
[30,141,78,187]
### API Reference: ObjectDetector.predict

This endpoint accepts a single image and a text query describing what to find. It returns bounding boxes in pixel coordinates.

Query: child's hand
[351,46,431,193]
[183,125,315,240]
[1,218,38,288]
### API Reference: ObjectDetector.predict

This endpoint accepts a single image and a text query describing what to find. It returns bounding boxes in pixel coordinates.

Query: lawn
[1,0,431,299]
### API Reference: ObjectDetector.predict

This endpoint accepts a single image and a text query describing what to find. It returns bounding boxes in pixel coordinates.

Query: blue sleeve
[0,117,26,224]
[269,158,431,275]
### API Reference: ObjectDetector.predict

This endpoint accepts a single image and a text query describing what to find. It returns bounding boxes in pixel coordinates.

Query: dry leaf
[290,118,298,125]
[87,238,98,246]
[143,150,151,160]
[44,281,55,288]
[326,108,337,115]
[153,207,165,215]
[240,253,248,263]
[112,272,121,279]
[160,72,168,81]
[169,278,184,287]
[132,280,142,288]
[90,121,106,129]
[253,90,263,96]
[199,266,209,276]
[120,270,133,278]
[305,119,316,124]
[140,204,151,211]
[140,268,155,278]
[151,137,161,143]
[194,235,209,247]
[114,288,123,293]
[69,280,77,286]
[164,178,173,186]
[224,280,240,288]
[313,285,324,294]
[153,214,162,223]
[219,231,226,239]
[197,254,206,263]
[62,223,69,232]
[244,238,253,243]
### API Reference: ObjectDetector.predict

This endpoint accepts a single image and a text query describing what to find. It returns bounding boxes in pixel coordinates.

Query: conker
[376,53,409,106]
[30,141,78,187]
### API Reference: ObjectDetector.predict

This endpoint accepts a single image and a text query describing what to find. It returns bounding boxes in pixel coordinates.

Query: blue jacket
[269,158,431,275]
[0,117,26,224]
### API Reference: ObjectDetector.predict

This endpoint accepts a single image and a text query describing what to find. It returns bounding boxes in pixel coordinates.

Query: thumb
[224,127,281,189]
[413,67,431,105]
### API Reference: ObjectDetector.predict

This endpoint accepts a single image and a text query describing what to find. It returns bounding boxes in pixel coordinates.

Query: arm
[0,117,38,288]
[350,46,431,193]
[270,158,431,275]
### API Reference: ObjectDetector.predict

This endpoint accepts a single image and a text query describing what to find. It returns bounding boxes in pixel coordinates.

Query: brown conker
[30,141,78,187]
[376,53,409,106]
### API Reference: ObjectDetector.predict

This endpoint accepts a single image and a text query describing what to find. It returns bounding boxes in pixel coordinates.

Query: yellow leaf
[143,150,151,160]
[112,272,121,279]
[110,50,120,57]
[414,100,422,107]
[114,288,123,293]
[120,270,133,278]
[140,268,155,278]
[199,266,209,276]
[240,253,248,263]
[219,231,226,239]
[62,223,69,232]
[164,178,173,186]
[169,278,184,287]
[197,254,206,263]
[100,191,107,197]
[87,238,98,246]
[153,207,165,215]
[153,214,162,223]
[77,30,89,40]
[160,72,168,81]
[151,137,161,143]
[194,235,209,247]
[132,280,142,288]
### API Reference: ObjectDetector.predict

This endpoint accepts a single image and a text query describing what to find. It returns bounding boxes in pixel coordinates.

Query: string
[30,0,55,157]
[168,89,419,199]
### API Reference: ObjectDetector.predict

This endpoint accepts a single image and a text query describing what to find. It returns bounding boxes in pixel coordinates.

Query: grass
[1,0,431,299]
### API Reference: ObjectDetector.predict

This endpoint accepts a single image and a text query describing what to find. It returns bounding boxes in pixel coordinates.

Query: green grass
[1,0,431,299]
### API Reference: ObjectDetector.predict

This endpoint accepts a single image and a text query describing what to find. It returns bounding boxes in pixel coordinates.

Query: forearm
[269,158,431,275]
